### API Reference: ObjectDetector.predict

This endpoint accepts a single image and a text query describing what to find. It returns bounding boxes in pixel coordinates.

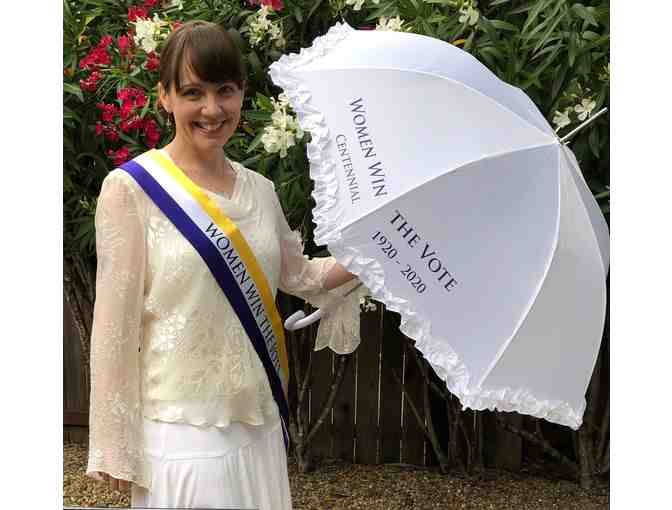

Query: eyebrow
[178,82,202,90]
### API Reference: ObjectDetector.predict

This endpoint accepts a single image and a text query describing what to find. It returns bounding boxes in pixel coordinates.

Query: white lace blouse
[86,152,365,488]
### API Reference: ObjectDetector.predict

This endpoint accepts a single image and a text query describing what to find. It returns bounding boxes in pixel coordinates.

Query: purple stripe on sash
[119,159,290,450]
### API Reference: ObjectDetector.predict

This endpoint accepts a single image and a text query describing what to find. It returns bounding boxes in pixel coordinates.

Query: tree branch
[496,416,578,473]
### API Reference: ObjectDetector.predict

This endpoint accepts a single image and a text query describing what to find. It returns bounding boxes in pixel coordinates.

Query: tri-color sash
[119,149,291,450]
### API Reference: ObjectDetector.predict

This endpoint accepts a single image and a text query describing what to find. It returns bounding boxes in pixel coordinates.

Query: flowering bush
[65,0,609,296]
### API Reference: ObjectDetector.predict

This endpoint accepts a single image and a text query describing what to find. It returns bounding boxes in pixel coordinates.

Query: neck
[164,136,229,177]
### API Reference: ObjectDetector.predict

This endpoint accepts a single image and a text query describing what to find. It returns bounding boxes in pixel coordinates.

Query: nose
[201,92,222,117]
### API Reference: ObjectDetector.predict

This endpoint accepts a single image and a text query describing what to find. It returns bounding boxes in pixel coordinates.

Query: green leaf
[243,110,272,122]
[64,82,84,103]
[522,0,554,35]
[532,8,568,55]
[306,0,325,22]
[246,129,265,154]
[254,92,274,111]
[572,4,599,27]
[489,20,519,33]
[293,6,303,23]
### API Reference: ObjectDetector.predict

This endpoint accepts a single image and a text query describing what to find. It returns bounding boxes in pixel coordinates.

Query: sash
[119,149,291,450]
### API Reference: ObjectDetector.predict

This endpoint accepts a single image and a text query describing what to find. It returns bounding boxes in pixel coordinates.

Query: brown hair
[159,20,246,93]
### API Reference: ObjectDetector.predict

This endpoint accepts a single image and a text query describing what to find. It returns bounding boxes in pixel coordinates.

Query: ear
[158,83,172,113]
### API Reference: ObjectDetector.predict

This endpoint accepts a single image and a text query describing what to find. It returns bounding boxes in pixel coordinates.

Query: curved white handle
[283,282,364,331]
[284,308,325,331]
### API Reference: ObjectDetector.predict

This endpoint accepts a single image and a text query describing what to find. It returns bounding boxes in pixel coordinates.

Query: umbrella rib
[299,65,556,142]
[476,145,563,388]
[337,140,560,233]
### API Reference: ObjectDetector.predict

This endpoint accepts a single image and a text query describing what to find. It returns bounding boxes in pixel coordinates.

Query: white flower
[376,16,405,32]
[248,5,284,48]
[459,1,480,26]
[574,98,596,121]
[552,108,572,131]
[345,0,380,11]
[345,0,366,10]
[261,95,304,158]
[132,14,167,53]
[167,0,184,9]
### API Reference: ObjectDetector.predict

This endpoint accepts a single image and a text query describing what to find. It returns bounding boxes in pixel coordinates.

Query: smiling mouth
[193,120,226,132]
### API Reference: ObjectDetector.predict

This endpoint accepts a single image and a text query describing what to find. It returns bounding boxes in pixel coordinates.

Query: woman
[86,20,360,509]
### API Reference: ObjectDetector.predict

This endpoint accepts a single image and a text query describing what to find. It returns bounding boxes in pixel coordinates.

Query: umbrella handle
[284,308,325,331]
[283,282,364,331]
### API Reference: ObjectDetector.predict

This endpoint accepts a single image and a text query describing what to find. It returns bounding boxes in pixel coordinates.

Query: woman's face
[159,64,243,154]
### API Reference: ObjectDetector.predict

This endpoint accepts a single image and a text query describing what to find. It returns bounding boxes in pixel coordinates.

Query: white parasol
[270,23,609,429]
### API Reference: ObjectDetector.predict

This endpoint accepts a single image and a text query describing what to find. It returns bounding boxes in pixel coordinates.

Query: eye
[219,84,237,95]
[182,88,200,98]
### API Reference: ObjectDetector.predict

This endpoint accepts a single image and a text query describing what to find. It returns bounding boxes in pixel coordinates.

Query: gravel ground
[64,442,608,509]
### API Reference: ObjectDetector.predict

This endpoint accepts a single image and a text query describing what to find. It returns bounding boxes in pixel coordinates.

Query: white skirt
[131,417,292,509]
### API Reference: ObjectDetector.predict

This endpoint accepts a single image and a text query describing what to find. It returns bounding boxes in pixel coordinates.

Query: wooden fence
[64,291,608,471]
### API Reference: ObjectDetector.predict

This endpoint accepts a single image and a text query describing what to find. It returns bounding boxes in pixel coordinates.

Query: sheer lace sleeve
[273,188,366,354]
[86,171,150,489]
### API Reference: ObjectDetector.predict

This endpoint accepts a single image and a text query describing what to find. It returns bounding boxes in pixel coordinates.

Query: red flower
[96,102,118,123]
[143,0,159,9]
[99,35,113,48]
[250,0,284,10]
[104,126,119,142]
[108,146,131,166]
[128,6,149,22]
[79,47,111,70]
[79,71,102,92]
[118,87,147,109]
[145,51,160,72]
[143,118,161,148]
[120,116,143,133]
[118,35,132,58]
[79,34,115,70]
[95,122,104,136]
[119,101,134,121]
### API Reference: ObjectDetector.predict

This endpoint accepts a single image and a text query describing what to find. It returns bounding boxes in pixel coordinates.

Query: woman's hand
[323,262,357,291]
[99,472,131,492]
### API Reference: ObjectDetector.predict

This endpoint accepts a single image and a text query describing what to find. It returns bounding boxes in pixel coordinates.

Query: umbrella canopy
[270,23,609,430]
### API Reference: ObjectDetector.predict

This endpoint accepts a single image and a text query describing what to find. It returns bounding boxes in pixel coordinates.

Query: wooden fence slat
[379,308,404,463]
[64,410,89,427]
[333,350,356,461]
[354,306,383,464]
[309,323,334,461]
[401,340,426,465]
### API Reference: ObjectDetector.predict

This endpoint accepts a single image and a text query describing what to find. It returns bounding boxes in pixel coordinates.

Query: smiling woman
[85,19,359,510]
